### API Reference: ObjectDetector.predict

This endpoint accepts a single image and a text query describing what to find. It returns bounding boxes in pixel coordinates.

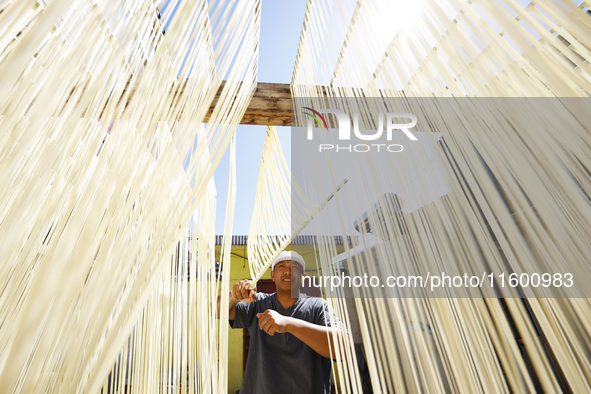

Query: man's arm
[216,279,257,320]
[216,293,240,320]
[257,310,351,360]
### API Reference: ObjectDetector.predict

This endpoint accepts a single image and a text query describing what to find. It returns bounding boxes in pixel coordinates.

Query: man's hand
[257,310,291,336]
[257,310,352,360]
[231,279,257,304]
[218,279,257,320]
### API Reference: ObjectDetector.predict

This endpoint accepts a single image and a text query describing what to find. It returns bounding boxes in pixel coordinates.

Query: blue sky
[213,0,306,235]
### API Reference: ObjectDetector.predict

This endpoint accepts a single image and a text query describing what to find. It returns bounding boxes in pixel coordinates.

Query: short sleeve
[230,292,276,329]
[230,299,256,329]
[316,299,347,332]
[313,299,331,326]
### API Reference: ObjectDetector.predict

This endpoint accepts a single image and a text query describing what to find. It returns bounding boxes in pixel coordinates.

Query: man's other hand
[231,279,257,303]
[257,310,290,336]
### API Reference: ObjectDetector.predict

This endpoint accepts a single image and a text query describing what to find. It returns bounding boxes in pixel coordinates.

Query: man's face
[271,260,304,292]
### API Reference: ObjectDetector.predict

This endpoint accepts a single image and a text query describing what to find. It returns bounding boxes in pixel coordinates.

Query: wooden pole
[204,82,292,126]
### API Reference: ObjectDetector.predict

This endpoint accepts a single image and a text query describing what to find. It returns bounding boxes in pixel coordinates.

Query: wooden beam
[204,82,292,126]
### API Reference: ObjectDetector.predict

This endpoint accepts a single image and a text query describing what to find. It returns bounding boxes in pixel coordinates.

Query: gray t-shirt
[230,292,332,394]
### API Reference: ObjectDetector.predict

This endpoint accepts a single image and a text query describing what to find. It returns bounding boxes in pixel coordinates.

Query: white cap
[271,251,305,272]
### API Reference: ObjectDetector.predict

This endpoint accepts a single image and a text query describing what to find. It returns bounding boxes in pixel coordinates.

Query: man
[217,251,345,394]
